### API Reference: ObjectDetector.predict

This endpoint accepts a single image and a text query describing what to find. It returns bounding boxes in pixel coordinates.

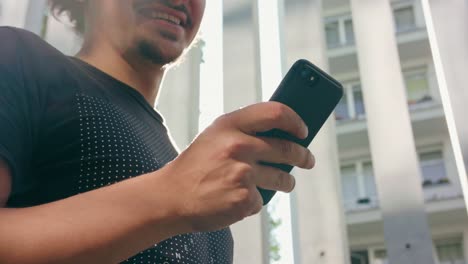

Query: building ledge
[346,193,465,225]
[336,101,444,136]
[327,27,428,59]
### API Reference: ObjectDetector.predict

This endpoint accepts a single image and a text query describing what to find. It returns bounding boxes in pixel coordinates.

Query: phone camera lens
[300,67,317,83]
[300,68,312,79]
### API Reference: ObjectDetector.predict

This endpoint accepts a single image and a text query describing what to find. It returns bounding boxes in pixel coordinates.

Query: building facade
[1,0,467,263]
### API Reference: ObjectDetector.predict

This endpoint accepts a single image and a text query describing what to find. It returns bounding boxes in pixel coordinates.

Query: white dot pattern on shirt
[76,94,233,264]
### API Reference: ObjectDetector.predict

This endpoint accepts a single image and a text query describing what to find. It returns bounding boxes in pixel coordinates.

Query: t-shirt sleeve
[0,27,40,195]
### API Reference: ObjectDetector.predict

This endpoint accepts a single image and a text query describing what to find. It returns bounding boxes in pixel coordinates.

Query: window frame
[418,145,449,188]
[336,81,365,122]
[403,65,434,109]
[340,158,378,210]
[324,14,354,49]
[393,3,417,33]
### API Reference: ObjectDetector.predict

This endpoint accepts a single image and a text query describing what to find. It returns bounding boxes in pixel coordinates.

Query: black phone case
[257,59,344,205]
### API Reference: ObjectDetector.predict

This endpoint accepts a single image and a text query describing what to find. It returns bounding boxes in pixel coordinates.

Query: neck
[76,39,166,107]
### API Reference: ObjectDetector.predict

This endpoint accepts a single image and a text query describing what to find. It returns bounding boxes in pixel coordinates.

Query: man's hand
[163,102,315,232]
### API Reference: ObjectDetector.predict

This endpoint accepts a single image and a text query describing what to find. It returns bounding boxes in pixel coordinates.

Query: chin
[136,38,184,65]
[136,27,189,65]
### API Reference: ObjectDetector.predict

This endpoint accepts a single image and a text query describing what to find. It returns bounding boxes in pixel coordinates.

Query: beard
[136,36,181,65]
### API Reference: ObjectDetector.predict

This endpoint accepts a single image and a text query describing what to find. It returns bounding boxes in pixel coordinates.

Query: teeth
[149,11,181,25]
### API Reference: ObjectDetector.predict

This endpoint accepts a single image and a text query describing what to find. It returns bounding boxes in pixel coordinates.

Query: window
[436,238,466,264]
[341,164,360,207]
[372,239,465,264]
[335,82,366,121]
[420,150,449,187]
[363,162,377,200]
[335,92,350,121]
[340,161,378,210]
[344,19,355,44]
[373,249,389,264]
[394,5,417,32]
[324,15,355,49]
[353,84,365,117]
[405,68,432,108]
[351,250,370,264]
[325,21,340,48]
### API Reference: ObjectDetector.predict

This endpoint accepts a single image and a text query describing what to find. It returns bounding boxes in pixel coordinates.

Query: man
[0,0,315,263]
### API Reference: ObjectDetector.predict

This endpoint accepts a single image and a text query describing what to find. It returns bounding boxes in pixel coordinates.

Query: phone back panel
[258,59,344,205]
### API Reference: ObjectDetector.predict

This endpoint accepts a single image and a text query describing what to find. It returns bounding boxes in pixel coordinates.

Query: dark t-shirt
[0,26,233,264]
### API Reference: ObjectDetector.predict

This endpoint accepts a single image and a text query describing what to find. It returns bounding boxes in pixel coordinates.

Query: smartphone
[257,59,344,205]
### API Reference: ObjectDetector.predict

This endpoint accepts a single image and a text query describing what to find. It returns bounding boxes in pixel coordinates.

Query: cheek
[101,1,138,47]
[190,1,206,34]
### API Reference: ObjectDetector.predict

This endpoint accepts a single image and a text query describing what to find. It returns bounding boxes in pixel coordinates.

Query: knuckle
[279,140,293,155]
[253,204,262,215]
[252,195,263,214]
[268,103,288,122]
[231,188,251,208]
[213,113,230,125]
[234,163,253,177]
[225,137,248,156]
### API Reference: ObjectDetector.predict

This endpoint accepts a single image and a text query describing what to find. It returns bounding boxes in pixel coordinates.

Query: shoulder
[0,26,76,84]
[0,26,45,56]
[0,26,68,67]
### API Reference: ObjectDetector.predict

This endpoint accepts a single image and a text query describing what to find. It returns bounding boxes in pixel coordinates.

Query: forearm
[0,169,190,264]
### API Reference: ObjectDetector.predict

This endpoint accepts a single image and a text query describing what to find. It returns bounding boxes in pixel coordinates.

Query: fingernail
[290,176,296,192]
[302,125,309,139]
[308,153,315,169]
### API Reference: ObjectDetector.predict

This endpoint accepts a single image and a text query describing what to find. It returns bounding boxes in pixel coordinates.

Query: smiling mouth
[139,9,183,26]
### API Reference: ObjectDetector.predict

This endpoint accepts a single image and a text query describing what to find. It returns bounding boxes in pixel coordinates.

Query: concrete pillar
[230,211,270,264]
[421,0,468,214]
[253,1,294,263]
[158,47,202,151]
[24,0,47,35]
[285,1,350,263]
[223,2,268,264]
[349,0,436,263]
[198,0,224,131]
[229,1,289,263]
[0,0,29,28]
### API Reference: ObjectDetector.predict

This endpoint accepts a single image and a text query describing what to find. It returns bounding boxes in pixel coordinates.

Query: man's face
[86,0,206,65]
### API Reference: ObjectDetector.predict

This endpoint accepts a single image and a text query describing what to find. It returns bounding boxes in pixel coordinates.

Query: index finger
[229,102,308,139]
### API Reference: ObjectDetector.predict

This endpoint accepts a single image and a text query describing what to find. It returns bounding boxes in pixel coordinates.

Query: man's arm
[0,102,315,264]
[0,158,191,264]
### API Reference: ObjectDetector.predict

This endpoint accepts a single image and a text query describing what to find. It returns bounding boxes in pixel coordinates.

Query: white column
[286,1,350,264]
[24,0,47,35]
[350,1,435,263]
[0,0,29,28]
[224,3,268,264]
[158,47,202,150]
[421,0,468,214]
[198,0,224,131]
[253,1,293,263]
[230,211,269,264]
